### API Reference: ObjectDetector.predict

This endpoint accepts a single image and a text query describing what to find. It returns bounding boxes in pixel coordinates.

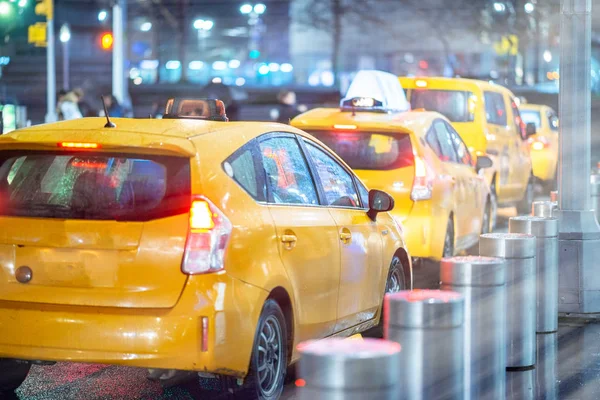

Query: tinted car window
[446,122,473,166]
[357,182,369,209]
[548,111,559,132]
[224,142,265,201]
[484,91,507,126]
[511,98,527,140]
[259,136,319,206]
[0,151,190,221]
[433,121,458,163]
[521,110,541,128]
[306,130,414,171]
[426,127,443,158]
[410,90,475,122]
[305,142,359,208]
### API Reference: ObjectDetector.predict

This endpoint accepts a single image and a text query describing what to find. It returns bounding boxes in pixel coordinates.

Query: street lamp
[59,24,71,90]
[98,10,108,22]
[524,2,535,14]
[241,3,266,64]
[493,2,506,13]
[0,2,11,16]
[193,19,213,51]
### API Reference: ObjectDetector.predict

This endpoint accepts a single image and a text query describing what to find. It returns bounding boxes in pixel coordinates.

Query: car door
[446,121,486,246]
[258,133,341,340]
[508,96,532,193]
[484,91,515,199]
[430,119,469,242]
[301,138,384,332]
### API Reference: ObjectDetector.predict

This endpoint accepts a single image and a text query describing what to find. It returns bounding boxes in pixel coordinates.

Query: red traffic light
[100,33,113,50]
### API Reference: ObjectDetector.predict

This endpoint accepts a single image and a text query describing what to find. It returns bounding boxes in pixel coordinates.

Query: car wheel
[0,359,31,394]
[240,299,287,400]
[364,256,406,338]
[516,177,535,215]
[442,218,455,258]
[489,181,498,231]
[481,198,492,234]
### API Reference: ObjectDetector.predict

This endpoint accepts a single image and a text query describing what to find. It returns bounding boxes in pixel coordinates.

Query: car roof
[292,108,443,137]
[400,76,515,96]
[519,103,546,112]
[0,117,307,157]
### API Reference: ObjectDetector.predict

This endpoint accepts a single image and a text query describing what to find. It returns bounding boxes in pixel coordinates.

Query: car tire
[0,359,31,394]
[442,218,455,259]
[364,256,406,338]
[489,181,498,231]
[238,299,288,400]
[516,177,535,215]
[481,198,493,234]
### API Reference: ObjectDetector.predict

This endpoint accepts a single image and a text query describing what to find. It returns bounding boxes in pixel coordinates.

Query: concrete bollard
[297,338,401,400]
[480,233,536,369]
[386,290,464,400]
[509,216,559,333]
[531,201,556,218]
[440,256,506,400]
[591,175,600,223]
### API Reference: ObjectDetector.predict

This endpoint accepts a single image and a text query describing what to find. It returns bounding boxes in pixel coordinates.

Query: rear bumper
[531,150,556,182]
[393,205,443,261]
[0,273,268,377]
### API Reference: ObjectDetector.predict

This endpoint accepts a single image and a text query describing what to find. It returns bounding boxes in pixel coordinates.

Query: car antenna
[101,96,116,128]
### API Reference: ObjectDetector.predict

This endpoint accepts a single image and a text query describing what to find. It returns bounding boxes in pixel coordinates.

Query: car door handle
[339,232,352,243]
[281,234,297,244]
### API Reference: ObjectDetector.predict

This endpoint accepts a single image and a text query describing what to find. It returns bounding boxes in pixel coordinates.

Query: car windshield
[521,110,542,128]
[305,131,414,171]
[410,90,475,122]
[0,151,190,221]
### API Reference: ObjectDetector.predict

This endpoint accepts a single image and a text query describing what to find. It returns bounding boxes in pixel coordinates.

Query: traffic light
[100,32,113,50]
[35,0,53,19]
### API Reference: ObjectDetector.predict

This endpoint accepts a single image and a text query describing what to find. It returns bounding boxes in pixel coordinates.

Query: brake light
[182,196,232,275]
[59,142,100,149]
[333,124,357,130]
[411,155,433,201]
[527,136,549,151]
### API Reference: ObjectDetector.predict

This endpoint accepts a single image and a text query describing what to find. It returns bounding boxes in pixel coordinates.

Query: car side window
[357,182,369,209]
[446,122,473,166]
[259,136,319,206]
[224,140,266,201]
[305,142,360,208]
[426,126,443,158]
[510,97,527,140]
[484,91,507,126]
[433,120,458,163]
[548,110,559,132]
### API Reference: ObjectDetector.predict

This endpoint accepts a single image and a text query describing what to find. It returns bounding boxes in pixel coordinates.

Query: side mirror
[526,122,537,137]
[475,155,493,172]
[367,189,394,221]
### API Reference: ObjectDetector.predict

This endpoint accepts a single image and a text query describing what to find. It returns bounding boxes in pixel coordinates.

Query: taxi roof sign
[163,98,228,122]
[341,70,410,113]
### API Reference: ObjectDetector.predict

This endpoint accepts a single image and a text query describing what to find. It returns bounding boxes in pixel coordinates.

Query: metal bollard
[536,334,557,400]
[386,290,464,400]
[509,216,559,333]
[591,175,600,223]
[297,338,401,400]
[440,256,506,400]
[550,190,558,203]
[531,201,555,218]
[480,233,536,369]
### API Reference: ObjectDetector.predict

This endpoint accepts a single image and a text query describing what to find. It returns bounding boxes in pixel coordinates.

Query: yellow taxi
[399,77,535,220]
[292,72,493,264]
[0,99,410,399]
[519,103,559,190]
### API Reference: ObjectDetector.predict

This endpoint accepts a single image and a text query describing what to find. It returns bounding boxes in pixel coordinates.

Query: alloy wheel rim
[387,267,403,294]
[257,315,283,396]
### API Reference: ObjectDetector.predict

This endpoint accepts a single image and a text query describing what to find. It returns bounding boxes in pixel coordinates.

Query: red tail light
[182,196,232,275]
[527,137,549,151]
[411,155,433,201]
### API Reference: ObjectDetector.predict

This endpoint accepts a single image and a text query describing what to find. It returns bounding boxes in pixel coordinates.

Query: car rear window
[521,110,541,128]
[305,131,414,171]
[0,151,191,221]
[409,90,475,122]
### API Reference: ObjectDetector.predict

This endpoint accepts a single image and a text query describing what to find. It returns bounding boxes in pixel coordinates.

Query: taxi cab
[292,71,493,265]
[399,77,534,221]
[0,99,410,399]
[519,103,559,190]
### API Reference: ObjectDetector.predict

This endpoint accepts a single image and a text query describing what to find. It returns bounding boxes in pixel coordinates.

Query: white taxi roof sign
[341,70,410,113]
